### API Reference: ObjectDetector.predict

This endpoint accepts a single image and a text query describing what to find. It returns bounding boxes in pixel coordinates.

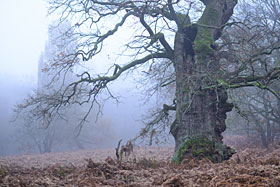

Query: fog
[0,0,173,156]
[0,73,149,156]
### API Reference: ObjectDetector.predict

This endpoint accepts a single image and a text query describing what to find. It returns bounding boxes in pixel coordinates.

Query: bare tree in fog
[220,0,280,149]
[230,86,280,148]
[14,21,78,153]
[15,0,280,163]
[14,21,117,153]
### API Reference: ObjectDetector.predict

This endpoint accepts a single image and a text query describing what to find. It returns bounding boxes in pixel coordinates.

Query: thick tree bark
[171,0,237,163]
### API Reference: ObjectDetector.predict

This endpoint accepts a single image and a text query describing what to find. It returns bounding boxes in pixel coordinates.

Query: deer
[120,140,133,161]
[115,140,134,164]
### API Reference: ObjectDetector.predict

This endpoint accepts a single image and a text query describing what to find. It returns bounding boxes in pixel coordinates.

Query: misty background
[2,0,278,157]
[0,0,173,156]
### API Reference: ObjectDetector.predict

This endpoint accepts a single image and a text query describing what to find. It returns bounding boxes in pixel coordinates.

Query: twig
[115,139,122,165]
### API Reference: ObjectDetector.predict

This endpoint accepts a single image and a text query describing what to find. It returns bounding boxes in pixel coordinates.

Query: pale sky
[0,0,48,80]
[0,0,143,125]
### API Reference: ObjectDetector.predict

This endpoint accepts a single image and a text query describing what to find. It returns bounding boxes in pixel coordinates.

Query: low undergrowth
[1,143,280,186]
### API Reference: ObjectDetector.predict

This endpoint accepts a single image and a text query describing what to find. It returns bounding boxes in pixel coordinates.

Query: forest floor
[1,135,280,186]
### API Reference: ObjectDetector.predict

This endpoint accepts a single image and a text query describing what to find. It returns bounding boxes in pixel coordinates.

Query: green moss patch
[193,5,220,60]
[172,137,235,164]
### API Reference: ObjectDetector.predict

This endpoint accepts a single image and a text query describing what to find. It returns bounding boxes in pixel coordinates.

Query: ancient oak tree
[16,0,280,163]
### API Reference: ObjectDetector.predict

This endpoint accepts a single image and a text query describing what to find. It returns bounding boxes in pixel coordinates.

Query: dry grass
[1,137,280,186]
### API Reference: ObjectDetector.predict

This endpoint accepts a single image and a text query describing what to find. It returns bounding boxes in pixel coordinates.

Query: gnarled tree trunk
[171,0,237,163]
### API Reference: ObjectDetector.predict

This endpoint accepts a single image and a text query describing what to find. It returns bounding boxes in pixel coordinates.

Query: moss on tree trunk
[171,0,238,164]
[171,85,235,163]
[172,137,235,163]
